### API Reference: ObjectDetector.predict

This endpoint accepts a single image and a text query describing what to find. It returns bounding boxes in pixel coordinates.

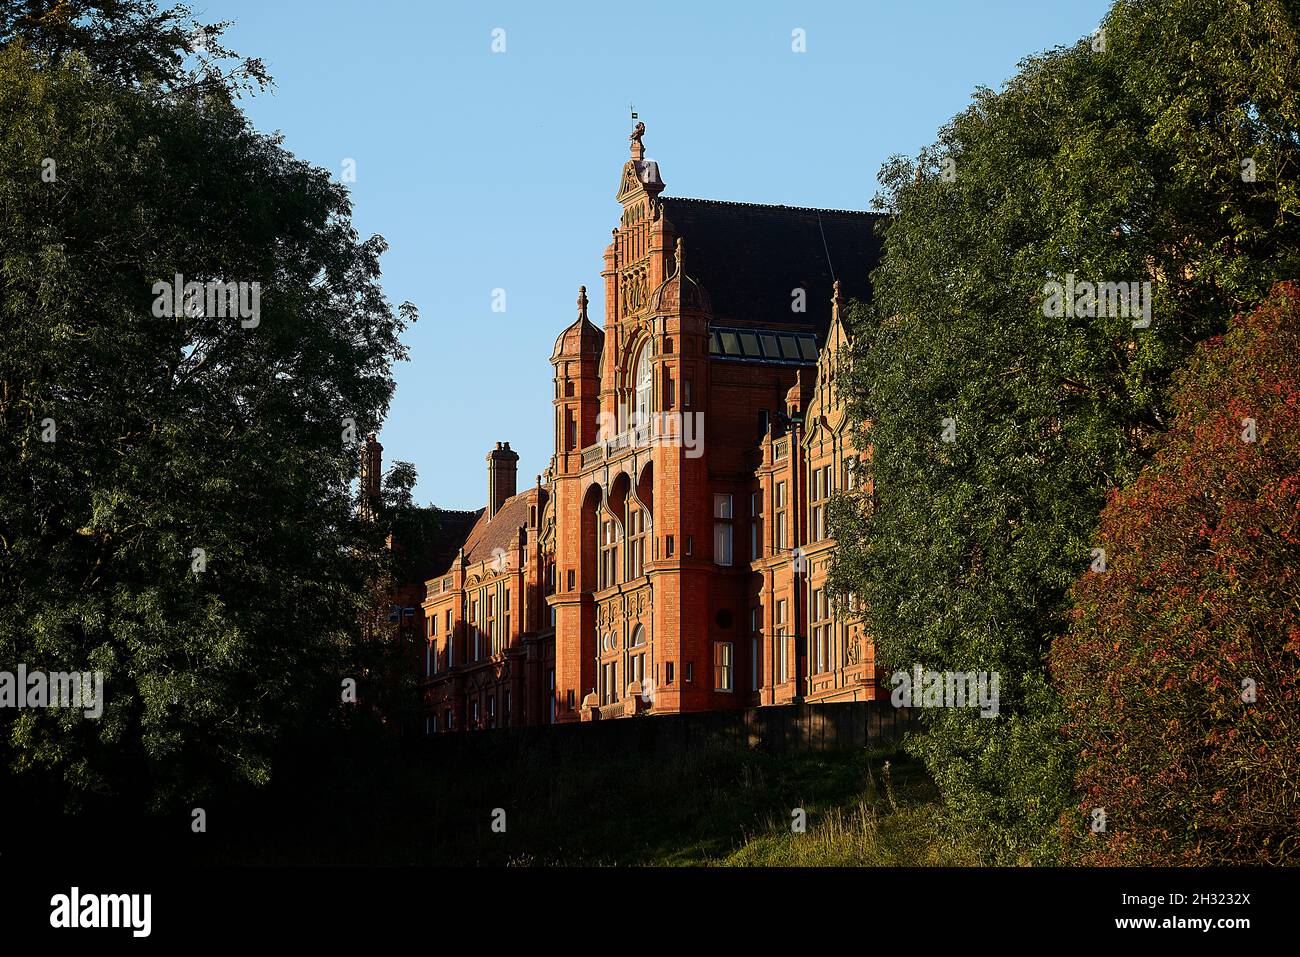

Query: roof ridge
[662,195,884,217]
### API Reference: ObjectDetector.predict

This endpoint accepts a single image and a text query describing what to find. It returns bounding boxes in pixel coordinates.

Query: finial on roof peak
[630,121,646,161]
[675,236,684,273]
[577,285,589,320]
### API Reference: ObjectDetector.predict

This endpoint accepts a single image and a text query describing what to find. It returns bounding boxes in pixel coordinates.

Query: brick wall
[416,700,921,763]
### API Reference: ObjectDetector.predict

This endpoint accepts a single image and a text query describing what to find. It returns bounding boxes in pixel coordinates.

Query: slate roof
[427,489,546,581]
[658,197,885,337]
[427,507,483,578]
[460,491,535,567]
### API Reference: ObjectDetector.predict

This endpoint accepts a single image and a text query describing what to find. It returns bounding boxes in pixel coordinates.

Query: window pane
[714,522,732,565]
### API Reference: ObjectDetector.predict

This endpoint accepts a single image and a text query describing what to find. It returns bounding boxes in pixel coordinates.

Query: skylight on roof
[708,325,818,364]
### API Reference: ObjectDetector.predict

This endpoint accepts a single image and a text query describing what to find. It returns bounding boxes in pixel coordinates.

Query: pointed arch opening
[633,340,653,431]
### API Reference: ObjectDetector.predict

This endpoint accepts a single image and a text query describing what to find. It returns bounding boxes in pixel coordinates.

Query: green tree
[829,0,1300,861]
[1050,284,1300,865]
[0,21,413,807]
[1,0,268,94]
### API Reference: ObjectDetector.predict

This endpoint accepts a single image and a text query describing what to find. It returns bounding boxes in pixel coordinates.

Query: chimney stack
[359,432,383,521]
[487,441,519,519]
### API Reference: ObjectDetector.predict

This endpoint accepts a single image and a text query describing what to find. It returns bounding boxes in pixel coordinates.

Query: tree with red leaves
[1051,283,1300,865]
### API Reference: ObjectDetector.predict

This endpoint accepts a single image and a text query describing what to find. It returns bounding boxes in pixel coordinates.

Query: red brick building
[417,125,885,731]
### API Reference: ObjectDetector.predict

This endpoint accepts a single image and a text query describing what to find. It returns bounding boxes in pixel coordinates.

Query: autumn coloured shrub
[1051,283,1300,865]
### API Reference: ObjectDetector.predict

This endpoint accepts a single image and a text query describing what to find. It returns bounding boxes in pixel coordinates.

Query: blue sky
[216,0,1111,509]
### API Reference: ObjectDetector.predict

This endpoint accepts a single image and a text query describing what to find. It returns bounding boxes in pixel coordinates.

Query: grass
[201,741,978,866]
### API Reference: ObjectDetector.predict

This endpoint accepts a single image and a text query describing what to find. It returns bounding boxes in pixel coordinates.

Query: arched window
[629,625,647,691]
[634,343,653,429]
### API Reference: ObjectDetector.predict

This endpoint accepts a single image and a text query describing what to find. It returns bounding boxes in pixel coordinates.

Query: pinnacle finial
[675,237,684,274]
[577,285,589,319]
[630,121,646,161]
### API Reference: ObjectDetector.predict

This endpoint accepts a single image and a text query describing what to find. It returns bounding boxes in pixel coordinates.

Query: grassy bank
[201,741,975,867]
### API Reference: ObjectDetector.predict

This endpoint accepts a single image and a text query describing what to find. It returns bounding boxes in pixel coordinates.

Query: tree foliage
[829,0,1300,861]
[0,0,268,95]
[1050,283,1300,865]
[0,19,412,807]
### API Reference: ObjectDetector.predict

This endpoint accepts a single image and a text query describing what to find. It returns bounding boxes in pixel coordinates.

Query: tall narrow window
[776,598,789,684]
[629,508,646,578]
[810,465,830,542]
[811,588,831,674]
[601,661,619,705]
[634,343,653,430]
[714,642,734,692]
[713,494,733,566]
[750,491,761,561]
[630,625,647,690]
[776,482,788,552]
[601,519,619,588]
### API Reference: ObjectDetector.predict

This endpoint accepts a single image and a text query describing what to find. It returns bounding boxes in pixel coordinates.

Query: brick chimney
[486,441,519,519]
[359,432,383,521]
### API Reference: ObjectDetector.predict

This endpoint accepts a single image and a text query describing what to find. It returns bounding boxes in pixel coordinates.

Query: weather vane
[630,103,638,120]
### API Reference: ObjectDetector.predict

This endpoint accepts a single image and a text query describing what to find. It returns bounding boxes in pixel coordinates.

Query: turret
[551,285,604,473]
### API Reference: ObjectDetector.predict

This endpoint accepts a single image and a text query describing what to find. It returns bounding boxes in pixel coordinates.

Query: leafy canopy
[829,0,1300,861]
[0,15,412,806]
[1051,283,1300,865]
